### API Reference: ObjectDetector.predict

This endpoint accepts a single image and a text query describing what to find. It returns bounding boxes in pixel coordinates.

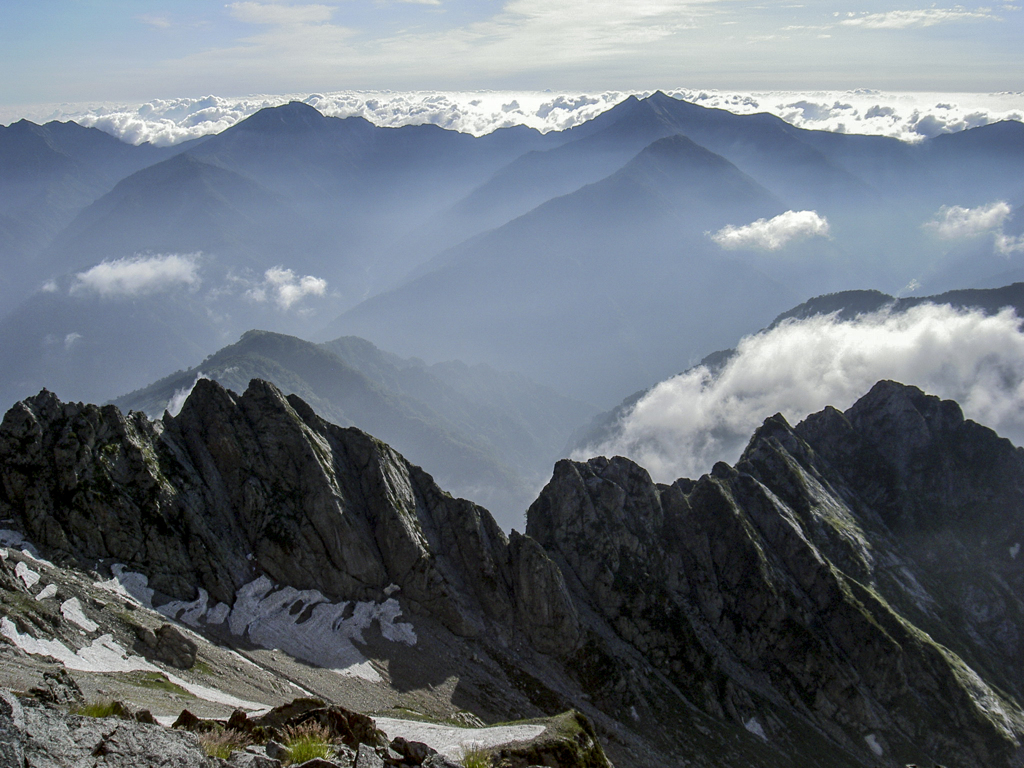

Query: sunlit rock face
[2,378,1024,767]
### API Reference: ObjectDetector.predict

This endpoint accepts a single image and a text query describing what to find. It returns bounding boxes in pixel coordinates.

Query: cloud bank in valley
[711,210,829,251]
[70,253,201,297]
[577,304,1024,483]
[6,89,1020,147]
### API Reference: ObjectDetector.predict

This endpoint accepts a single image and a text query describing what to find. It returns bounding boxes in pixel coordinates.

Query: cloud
[227,2,335,25]
[840,8,999,29]
[32,90,1023,148]
[711,210,830,250]
[70,253,201,298]
[996,234,1024,255]
[926,201,1012,238]
[246,266,327,309]
[577,304,1024,482]
[138,14,173,29]
[166,372,210,416]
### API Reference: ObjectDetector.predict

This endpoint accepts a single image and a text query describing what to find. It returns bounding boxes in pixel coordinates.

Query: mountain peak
[232,100,329,133]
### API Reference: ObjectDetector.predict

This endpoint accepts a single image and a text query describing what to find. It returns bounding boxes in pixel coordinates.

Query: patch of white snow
[217,576,416,682]
[34,584,57,601]
[374,718,546,760]
[745,717,767,741]
[1010,543,1020,559]
[158,588,210,626]
[0,617,265,711]
[94,563,155,607]
[60,598,98,632]
[206,602,230,625]
[864,734,883,756]
[0,530,53,566]
[15,562,40,590]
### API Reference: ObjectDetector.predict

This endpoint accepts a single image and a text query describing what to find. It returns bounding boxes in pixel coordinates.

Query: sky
[2,1,1023,110]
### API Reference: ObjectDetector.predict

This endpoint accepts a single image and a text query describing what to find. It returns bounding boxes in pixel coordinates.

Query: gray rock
[265,740,291,762]
[143,623,198,669]
[354,743,384,768]
[0,688,214,767]
[390,736,435,765]
[27,668,84,706]
[227,749,282,768]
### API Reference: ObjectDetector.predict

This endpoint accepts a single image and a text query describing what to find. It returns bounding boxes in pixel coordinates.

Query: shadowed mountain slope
[327,134,797,405]
[1,379,1023,766]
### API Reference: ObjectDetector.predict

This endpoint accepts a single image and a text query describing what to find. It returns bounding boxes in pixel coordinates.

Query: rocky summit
[1,378,1023,767]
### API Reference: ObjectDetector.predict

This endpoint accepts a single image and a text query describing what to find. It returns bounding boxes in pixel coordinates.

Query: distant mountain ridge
[3,91,1023,417]
[113,329,594,528]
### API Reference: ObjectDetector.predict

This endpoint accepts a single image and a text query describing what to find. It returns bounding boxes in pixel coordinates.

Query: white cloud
[227,2,335,25]
[577,305,1024,482]
[63,332,82,351]
[166,372,210,416]
[996,233,1024,255]
[70,253,201,297]
[711,210,830,250]
[28,90,1023,148]
[840,8,998,29]
[247,266,327,309]
[138,14,173,29]
[925,201,1012,238]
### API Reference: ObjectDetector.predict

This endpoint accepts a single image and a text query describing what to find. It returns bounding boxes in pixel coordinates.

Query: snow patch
[35,584,57,601]
[15,562,39,590]
[1010,543,1020,559]
[222,576,416,682]
[92,567,416,682]
[0,617,265,711]
[745,717,767,741]
[0,529,53,567]
[206,602,231,625]
[864,734,883,756]
[159,588,210,626]
[60,598,98,632]
[374,718,546,760]
[94,563,155,607]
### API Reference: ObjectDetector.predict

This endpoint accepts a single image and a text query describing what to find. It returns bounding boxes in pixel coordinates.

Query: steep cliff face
[0,379,572,645]
[528,381,1024,768]
[2,378,1023,768]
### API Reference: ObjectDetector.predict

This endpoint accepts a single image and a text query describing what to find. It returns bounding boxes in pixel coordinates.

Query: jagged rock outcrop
[0,689,214,767]
[2,378,1024,767]
[0,379,560,641]
[529,380,1024,767]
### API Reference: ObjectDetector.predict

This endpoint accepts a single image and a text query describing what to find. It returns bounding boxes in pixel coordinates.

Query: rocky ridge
[1,378,1023,766]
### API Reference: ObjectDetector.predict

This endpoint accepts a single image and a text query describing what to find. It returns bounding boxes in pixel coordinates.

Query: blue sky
[2,1,1022,107]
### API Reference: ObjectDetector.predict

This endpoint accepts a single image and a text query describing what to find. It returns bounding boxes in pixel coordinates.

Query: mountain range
[2,92,1023,411]
[2,376,1023,767]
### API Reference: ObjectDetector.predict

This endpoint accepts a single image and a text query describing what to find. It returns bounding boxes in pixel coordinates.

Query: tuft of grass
[125,671,191,695]
[72,700,122,718]
[282,721,334,765]
[199,729,254,760]
[461,745,491,768]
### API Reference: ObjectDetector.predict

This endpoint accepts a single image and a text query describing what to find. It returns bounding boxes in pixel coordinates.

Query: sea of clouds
[3,88,1021,146]
[578,304,1024,483]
